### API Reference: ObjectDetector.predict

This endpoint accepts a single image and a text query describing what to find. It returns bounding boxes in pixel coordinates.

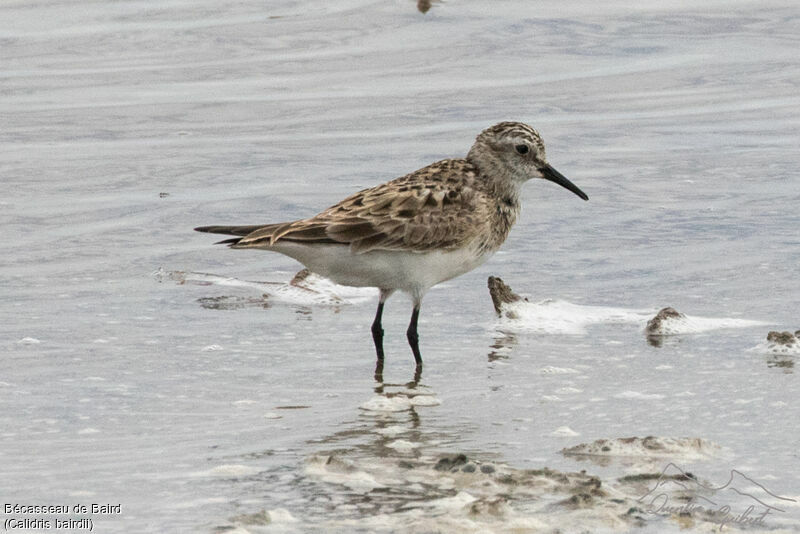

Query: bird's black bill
[541,164,588,201]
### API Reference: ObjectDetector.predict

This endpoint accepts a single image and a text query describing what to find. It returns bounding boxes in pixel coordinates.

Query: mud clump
[289,268,312,286]
[487,276,528,316]
[416,0,440,13]
[767,330,798,346]
[645,307,685,334]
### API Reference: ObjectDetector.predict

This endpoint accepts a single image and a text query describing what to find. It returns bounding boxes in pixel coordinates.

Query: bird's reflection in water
[488,332,517,362]
[766,354,794,372]
[373,360,422,388]
[306,363,458,464]
[646,334,686,348]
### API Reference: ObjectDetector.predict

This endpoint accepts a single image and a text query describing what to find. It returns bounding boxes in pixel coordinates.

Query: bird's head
[467,121,588,201]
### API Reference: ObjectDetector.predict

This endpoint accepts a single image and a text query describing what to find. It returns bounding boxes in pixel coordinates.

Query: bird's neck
[466,151,522,208]
[464,154,521,254]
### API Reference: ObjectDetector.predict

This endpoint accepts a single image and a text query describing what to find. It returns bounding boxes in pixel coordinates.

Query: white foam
[648,314,765,335]
[359,392,440,412]
[750,337,800,355]
[409,394,442,407]
[201,464,259,477]
[540,366,579,374]
[376,425,409,437]
[359,396,413,412]
[613,391,666,401]
[496,298,765,336]
[157,268,374,307]
[425,491,477,511]
[555,387,583,394]
[267,508,299,523]
[17,337,42,344]
[498,298,649,335]
[386,439,420,452]
[551,426,580,437]
[305,455,383,492]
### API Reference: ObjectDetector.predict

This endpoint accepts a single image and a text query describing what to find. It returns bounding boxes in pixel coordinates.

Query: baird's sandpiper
[196,121,588,372]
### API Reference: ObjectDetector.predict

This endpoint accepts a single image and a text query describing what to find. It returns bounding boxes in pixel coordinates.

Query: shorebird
[195,122,587,371]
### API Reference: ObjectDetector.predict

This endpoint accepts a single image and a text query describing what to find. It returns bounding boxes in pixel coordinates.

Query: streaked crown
[476,121,546,159]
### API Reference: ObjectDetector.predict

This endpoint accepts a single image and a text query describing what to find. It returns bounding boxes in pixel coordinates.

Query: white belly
[267,242,491,296]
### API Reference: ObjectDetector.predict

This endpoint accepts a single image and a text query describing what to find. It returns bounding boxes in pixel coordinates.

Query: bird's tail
[195,221,339,248]
[194,224,280,245]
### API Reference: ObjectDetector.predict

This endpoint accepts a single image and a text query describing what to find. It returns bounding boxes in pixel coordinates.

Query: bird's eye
[515,144,529,155]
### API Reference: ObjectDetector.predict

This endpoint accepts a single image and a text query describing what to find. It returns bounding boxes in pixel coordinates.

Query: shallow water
[2,1,799,532]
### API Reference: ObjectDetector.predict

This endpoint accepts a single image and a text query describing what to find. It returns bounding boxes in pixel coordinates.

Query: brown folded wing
[232,159,488,254]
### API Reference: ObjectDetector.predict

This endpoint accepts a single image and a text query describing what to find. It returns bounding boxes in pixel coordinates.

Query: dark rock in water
[487,276,527,315]
[480,464,495,474]
[767,330,797,346]
[645,307,685,334]
[434,453,468,471]
[461,463,476,473]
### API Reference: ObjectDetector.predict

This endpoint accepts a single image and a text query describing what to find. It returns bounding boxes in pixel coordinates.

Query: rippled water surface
[2,1,799,532]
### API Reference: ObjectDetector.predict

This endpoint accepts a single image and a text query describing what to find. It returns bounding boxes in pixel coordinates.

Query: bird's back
[196,158,516,256]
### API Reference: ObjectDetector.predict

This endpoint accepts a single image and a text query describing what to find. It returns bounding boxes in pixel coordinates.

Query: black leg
[406,306,422,366]
[411,363,422,386]
[371,301,385,362]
